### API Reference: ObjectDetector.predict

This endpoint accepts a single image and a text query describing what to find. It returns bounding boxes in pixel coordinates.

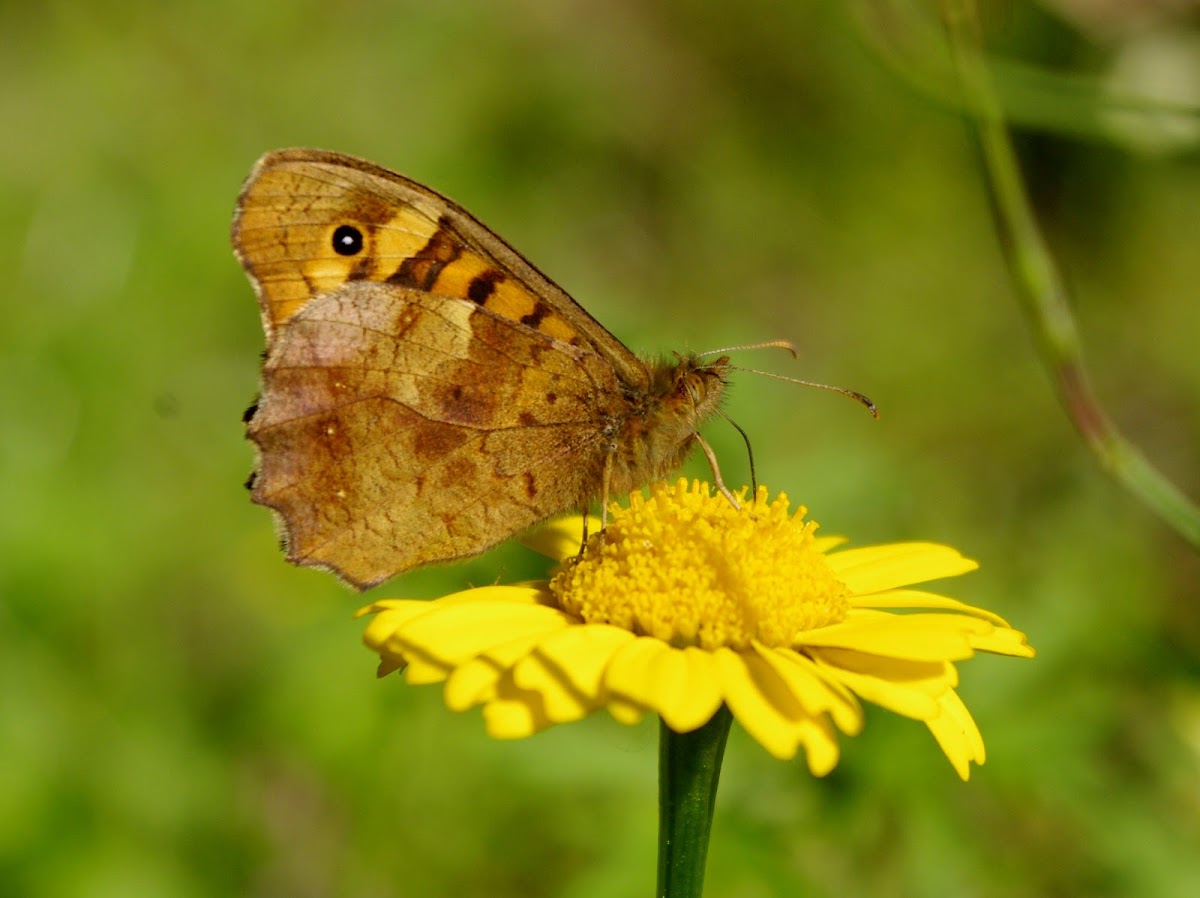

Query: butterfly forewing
[234,150,649,389]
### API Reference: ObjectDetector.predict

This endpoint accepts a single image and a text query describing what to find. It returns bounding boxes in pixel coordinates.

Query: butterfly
[233,149,730,590]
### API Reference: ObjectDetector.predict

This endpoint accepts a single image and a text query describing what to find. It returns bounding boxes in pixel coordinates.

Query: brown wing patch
[244,281,622,588]
[386,220,462,290]
[429,380,498,427]
[411,422,470,462]
[467,269,503,303]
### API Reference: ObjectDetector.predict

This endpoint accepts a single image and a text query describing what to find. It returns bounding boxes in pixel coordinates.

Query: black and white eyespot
[331,224,364,256]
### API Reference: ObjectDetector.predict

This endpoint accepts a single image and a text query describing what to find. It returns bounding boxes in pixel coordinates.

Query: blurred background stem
[941,0,1200,550]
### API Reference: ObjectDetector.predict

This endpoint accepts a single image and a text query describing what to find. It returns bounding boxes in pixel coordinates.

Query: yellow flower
[361,480,1034,780]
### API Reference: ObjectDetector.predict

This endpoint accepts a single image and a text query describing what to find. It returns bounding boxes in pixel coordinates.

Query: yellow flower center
[550,480,851,651]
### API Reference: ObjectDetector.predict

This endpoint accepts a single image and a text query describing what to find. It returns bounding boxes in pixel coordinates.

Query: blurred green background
[3,1,1199,895]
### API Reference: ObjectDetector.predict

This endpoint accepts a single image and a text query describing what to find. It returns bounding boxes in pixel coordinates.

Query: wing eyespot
[331,224,364,256]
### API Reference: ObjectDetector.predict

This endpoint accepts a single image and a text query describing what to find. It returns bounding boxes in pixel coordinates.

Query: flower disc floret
[551,481,850,650]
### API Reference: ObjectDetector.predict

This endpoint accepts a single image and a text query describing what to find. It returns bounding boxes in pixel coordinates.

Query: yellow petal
[403,652,456,685]
[826,543,978,594]
[815,647,958,690]
[672,648,727,732]
[395,602,573,667]
[512,626,633,723]
[439,585,551,605]
[511,661,596,723]
[605,639,724,733]
[754,644,863,735]
[444,655,508,710]
[484,690,552,739]
[810,651,948,720]
[715,648,814,763]
[794,717,840,776]
[970,626,1036,658]
[520,516,599,561]
[360,599,435,650]
[850,588,1010,626]
[813,535,849,552]
[444,631,559,709]
[522,625,635,699]
[800,614,989,661]
[607,697,644,725]
[925,690,986,780]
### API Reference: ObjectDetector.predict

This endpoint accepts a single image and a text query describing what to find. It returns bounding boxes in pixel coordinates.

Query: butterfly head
[607,353,729,490]
[674,352,730,420]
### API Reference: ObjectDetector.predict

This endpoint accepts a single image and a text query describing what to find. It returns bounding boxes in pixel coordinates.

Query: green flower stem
[657,706,733,898]
[941,0,1200,549]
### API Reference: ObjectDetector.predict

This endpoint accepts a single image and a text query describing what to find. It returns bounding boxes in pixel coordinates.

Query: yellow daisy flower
[361,480,1033,780]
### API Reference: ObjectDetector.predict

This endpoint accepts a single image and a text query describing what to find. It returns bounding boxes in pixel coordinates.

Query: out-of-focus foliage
[1,1,1198,896]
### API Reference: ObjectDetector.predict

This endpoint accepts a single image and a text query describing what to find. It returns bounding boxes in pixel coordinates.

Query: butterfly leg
[572,509,589,562]
[695,432,741,510]
[600,447,614,529]
[571,451,612,564]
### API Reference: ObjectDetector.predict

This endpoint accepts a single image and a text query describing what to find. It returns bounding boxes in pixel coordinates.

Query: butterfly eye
[331,224,364,256]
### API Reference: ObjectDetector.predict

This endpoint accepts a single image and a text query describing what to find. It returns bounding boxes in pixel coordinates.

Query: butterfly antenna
[716,408,758,495]
[695,341,876,417]
[696,339,798,360]
[727,365,878,418]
